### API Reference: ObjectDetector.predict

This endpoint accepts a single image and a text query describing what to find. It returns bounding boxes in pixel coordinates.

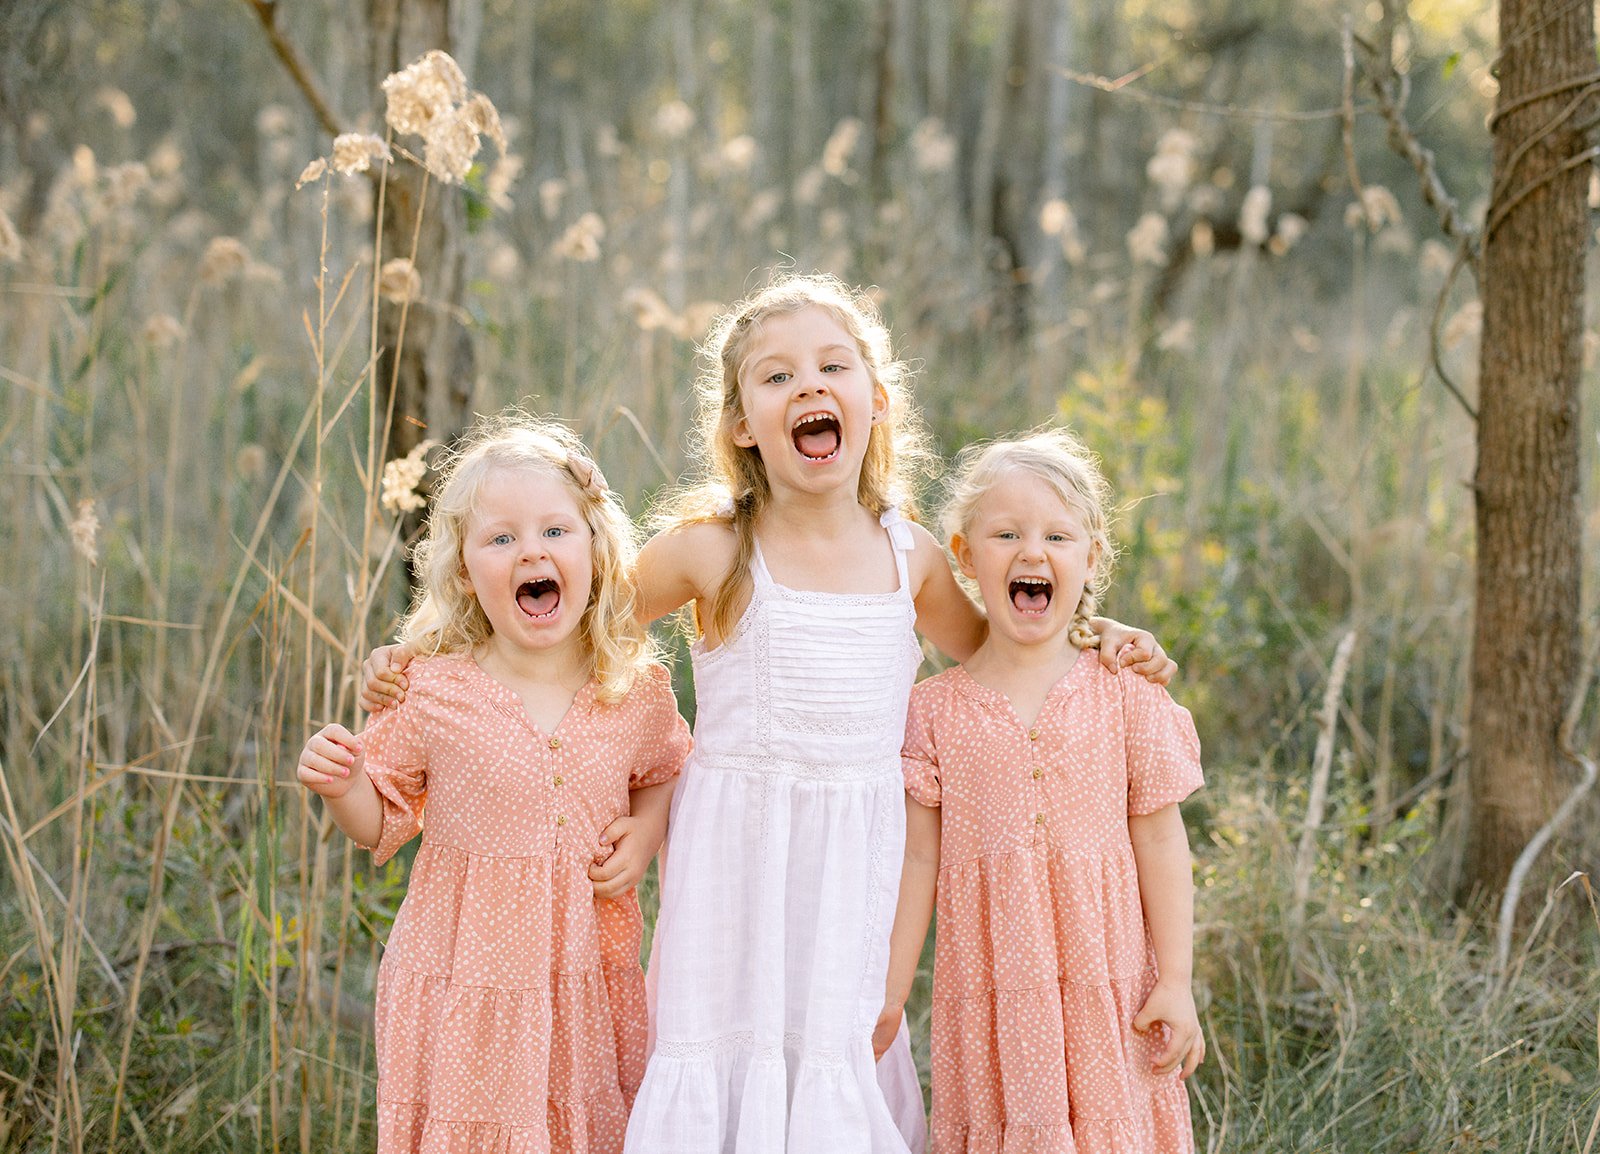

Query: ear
[731,414,757,448]
[950,532,976,579]
[457,564,474,599]
[869,382,890,425]
[1087,540,1102,574]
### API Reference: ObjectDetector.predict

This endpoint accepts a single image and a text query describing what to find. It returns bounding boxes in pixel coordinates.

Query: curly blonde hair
[941,427,1117,650]
[655,272,936,639]
[400,410,654,703]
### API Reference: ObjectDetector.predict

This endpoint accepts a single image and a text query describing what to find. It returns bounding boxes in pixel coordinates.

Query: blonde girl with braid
[878,429,1205,1153]
[299,413,690,1153]
[359,276,1175,1150]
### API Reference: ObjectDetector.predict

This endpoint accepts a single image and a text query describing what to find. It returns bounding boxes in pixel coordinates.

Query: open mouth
[791,412,842,462]
[1009,577,1052,614]
[516,578,560,619]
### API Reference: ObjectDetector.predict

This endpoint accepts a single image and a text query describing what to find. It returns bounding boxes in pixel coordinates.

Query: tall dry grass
[1,29,1597,1154]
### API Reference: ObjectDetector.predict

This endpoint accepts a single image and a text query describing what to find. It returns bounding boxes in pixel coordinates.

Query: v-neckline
[954,646,1093,731]
[464,654,595,737]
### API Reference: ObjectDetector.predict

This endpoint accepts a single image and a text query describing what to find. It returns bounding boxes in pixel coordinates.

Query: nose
[520,536,549,562]
[794,368,829,397]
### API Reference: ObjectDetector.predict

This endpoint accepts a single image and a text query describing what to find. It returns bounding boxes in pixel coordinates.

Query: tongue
[796,427,840,459]
[1013,587,1049,613]
[518,586,558,616]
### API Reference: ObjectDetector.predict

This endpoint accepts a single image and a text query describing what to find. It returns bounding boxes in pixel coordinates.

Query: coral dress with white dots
[901,651,1203,1153]
[359,655,691,1154]
[625,510,927,1154]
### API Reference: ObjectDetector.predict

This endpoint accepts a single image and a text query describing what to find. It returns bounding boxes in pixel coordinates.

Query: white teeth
[791,412,836,432]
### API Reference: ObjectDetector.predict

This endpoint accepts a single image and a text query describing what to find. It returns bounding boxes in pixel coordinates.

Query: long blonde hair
[655,272,936,638]
[401,410,654,702]
[942,427,1117,650]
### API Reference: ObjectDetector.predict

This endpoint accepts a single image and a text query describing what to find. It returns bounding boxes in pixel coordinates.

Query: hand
[1131,978,1205,1079]
[1093,620,1177,686]
[297,724,364,799]
[588,813,664,900]
[359,643,415,713]
[871,1001,904,1061]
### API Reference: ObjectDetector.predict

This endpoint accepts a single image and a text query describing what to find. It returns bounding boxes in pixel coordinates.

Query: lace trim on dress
[651,1029,851,1071]
[770,704,901,737]
[692,752,907,783]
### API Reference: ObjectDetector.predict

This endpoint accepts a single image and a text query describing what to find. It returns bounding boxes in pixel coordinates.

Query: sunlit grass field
[3,41,1599,1152]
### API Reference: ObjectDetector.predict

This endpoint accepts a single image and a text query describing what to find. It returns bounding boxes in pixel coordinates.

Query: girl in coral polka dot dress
[876,429,1205,1153]
[296,414,691,1154]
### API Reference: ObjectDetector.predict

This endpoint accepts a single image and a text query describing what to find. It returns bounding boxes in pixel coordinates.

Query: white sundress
[625,509,928,1154]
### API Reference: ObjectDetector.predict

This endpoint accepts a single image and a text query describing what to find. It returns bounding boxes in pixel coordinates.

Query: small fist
[297,724,364,798]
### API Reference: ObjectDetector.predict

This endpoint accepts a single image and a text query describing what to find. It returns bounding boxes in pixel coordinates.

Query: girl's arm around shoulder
[635,521,738,625]
[905,521,986,662]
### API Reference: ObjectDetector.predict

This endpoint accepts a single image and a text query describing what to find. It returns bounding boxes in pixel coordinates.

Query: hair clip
[566,452,608,497]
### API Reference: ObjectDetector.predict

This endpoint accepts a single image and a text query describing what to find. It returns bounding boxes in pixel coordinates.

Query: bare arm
[634,521,739,624]
[296,724,385,848]
[1091,617,1177,684]
[873,797,941,1059]
[589,779,677,900]
[1128,803,1205,1078]
[908,525,986,662]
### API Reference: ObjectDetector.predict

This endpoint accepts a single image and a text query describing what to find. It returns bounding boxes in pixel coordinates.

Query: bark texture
[1463,0,1591,902]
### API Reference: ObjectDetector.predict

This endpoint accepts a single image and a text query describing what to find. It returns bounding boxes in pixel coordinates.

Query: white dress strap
[749,538,775,587]
[879,507,914,593]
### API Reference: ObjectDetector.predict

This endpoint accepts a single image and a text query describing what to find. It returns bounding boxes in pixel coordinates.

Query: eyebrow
[743,343,859,377]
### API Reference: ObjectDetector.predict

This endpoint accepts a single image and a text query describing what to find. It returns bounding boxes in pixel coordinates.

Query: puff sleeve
[901,681,942,808]
[359,700,428,866]
[628,665,692,789]
[1122,673,1204,816]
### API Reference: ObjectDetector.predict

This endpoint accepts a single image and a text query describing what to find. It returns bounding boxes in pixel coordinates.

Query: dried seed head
[296,157,328,188]
[1239,185,1272,246]
[552,212,605,262]
[69,499,100,565]
[141,313,185,348]
[199,236,249,284]
[378,257,421,303]
[382,50,468,137]
[1126,212,1169,267]
[97,87,137,129]
[910,118,956,174]
[654,100,695,141]
[821,118,862,178]
[380,440,437,514]
[330,133,390,176]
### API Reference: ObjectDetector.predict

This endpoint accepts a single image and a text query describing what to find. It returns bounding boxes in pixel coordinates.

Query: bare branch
[1350,28,1479,258]
[1427,244,1479,422]
[242,0,345,141]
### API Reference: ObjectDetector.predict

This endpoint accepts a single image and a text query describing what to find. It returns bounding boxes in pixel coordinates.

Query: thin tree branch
[242,0,345,140]
[1350,27,1479,257]
[1427,243,1479,422]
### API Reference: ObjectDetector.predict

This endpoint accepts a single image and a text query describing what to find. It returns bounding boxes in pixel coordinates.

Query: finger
[1097,642,1122,673]
[308,737,359,766]
[1131,1009,1154,1035]
[1181,1039,1204,1079]
[588,856,627,883]
[303,753,352,779]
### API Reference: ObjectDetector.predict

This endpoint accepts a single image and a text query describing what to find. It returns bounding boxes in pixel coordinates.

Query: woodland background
[1,0,1597,1150]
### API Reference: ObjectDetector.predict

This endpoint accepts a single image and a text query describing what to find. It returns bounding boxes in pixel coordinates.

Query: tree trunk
[1461,0,1590,903]
[368,0,479,465]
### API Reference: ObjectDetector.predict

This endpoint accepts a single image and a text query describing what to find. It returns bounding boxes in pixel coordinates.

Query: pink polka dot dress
[901,649,1203,1153]
[357,654,691,1154]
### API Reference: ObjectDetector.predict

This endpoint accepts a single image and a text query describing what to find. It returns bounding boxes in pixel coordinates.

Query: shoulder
[901,520,947,573]
[609,661,686,717]
[393,652,470,697]
[907,665,964,719]
[640,519,737,585]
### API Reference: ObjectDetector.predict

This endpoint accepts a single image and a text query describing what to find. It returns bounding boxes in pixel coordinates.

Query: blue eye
[543,526,566,538]
[1047,533,1066,543]
[821,362,844,373]
[490,532,512,546]
[997,531,1018,540]
[768,371,791,385]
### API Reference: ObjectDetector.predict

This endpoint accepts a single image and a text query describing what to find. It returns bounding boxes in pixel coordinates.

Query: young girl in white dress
[360,275,1172,1152]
